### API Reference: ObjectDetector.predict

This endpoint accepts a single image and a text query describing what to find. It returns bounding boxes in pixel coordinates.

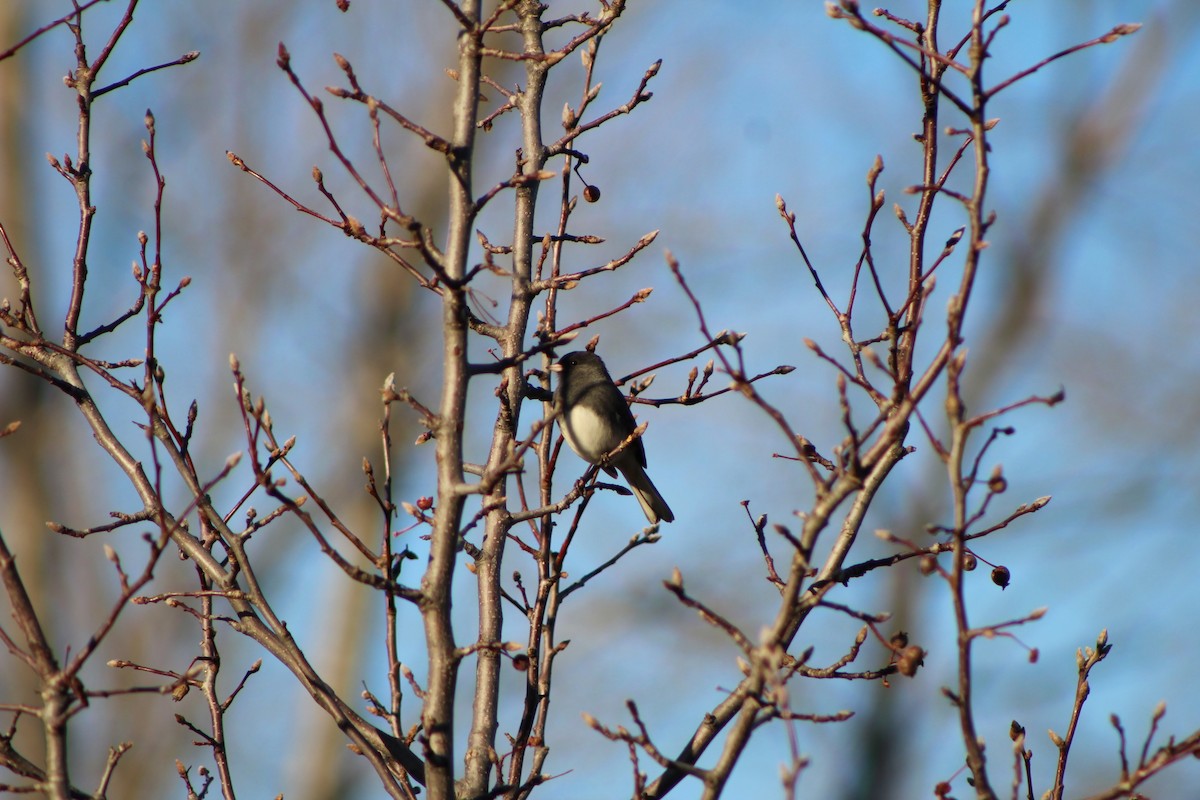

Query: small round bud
[897,645,925,677]
[988,465,1007,493]
[991,565,1011,589]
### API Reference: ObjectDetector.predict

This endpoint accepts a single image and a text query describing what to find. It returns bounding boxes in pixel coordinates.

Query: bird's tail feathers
[620,463,674,524]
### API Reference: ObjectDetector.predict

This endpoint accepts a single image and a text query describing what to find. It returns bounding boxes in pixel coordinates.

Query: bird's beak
[549,362,563,373]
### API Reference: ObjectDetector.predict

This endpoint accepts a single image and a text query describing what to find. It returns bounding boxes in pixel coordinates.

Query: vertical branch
[380,390,406,742]
[946,354,994,799]
[946,3,997,797]
[948,0,991,347]
[462,1,551,795]
[895,0,943,384]
[421,1,481,797]
[197,591,237,798]
[61,0,140,348]
[0,529,71,799]
[61,10,95,351]
[505,119,580,798]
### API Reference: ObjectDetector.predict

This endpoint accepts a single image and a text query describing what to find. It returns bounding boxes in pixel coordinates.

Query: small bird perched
[553,350,674,524]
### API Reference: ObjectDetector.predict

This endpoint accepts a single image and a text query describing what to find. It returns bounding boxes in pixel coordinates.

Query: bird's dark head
[551,350,602,375]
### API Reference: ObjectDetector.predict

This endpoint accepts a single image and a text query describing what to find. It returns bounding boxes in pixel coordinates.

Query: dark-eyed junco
[553,351,674,524]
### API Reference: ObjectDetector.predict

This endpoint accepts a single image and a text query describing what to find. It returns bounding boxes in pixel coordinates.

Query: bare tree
[1,2,1198,799]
